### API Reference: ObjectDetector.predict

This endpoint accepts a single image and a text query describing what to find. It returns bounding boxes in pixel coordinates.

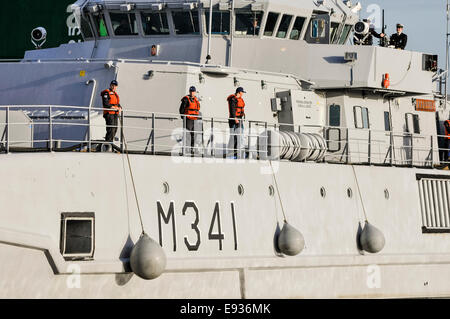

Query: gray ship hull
[1,152,449,298]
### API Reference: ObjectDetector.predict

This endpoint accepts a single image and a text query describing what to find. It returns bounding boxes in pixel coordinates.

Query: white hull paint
[0,153,449,298]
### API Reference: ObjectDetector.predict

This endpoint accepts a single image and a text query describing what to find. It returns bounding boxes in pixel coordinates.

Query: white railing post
[151,112,155,155]
[49,106,53,151]
[6,106,9,153]
[87,106,91,152]
[210,118,214,157]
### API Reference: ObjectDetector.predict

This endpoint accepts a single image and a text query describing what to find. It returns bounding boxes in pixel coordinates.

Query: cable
[269,160,288,223]
[122,126,146,234]
[351,165,368,222]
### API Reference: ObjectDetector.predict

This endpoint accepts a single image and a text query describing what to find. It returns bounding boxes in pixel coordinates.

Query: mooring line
[269,160,288,223]
[122,133,146,234]
[351,165,368,222]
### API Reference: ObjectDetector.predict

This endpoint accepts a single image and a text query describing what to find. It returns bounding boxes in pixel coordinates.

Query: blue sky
[357,0,446,69]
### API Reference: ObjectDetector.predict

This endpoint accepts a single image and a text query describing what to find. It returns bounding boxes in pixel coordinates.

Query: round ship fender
[130,233,167,280]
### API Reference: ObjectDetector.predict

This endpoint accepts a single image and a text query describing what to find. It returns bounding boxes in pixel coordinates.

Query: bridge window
[172,10,200,34]
[110,13,138,36]
[311,18,326,38]
[263,12,279,36]
[276,14,293,38]
[289,16,306,40]
[338,24,352,44]
[205,11,230,35]
[141,12,170,35]
[235,11,263,36]
[354,106,369,129]
[93,13,109,37]
[80,14,94,39]
[60,213,95,260]
[330,22,340,43]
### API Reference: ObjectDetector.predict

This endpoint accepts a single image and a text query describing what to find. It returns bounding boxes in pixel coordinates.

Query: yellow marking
[79,70,86,77]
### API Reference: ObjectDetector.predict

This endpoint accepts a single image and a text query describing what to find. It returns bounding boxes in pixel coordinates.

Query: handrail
[0,104,448,168]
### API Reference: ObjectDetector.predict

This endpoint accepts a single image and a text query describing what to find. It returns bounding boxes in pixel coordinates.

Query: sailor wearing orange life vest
[179,86,201,155]
[227,87,246,159]
[444,120,450,161]
[101,80,122,144]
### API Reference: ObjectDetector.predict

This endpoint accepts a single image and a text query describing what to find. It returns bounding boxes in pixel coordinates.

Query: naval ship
[0,0,449,299]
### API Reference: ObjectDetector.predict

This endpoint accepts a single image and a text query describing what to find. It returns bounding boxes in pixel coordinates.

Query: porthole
[384,188,390,200]
[238,184,244,196]
[347,187,353,198]
[320,187,326,198]
[269,185,275,197]
[163,182,170,194]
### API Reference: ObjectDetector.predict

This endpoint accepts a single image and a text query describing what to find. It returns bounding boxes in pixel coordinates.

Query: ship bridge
[21,0,436,96]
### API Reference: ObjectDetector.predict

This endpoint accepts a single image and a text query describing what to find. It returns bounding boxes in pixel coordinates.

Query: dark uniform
[179,86,200,155]
[390,33,407,50]
[353,29,383,46]
[101,80,121,143]
[390,24,407,50]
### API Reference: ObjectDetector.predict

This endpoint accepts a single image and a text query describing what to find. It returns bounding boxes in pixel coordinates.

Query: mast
[446,0,449,109]
[229,0,234,67]
[206,0,213,63]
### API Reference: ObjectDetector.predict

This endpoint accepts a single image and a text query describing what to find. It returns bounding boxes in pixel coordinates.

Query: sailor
[390,23,408,50]
[227,87,246,159]
[248,17,260,36]
[101,80,122,145]
[179,86,201,155]
[151,44,157,56]
[444,119,450,162]
[353,20,385,46]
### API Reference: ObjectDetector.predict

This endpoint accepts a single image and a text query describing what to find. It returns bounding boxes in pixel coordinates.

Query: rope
[269,160,288,223]
[121,128,146,234]
[351,165,368,222]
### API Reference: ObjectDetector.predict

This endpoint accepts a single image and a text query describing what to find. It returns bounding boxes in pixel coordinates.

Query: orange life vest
[184,96,200,120]
[227,94,245,118]
[101,89,120,115]
[445,120,450,140]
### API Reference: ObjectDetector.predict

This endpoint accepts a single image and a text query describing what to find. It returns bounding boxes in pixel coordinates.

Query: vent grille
[418,178,450,232]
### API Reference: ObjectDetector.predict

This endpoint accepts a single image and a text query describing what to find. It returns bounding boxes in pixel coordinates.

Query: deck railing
[0,104,447,168]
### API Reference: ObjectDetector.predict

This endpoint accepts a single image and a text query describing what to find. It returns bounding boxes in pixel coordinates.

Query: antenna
[381,9,386,47]
[229,0,234,67]
[446,0,449,108]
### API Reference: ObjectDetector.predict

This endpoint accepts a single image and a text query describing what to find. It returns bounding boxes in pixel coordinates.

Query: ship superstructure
[0,0,449,298]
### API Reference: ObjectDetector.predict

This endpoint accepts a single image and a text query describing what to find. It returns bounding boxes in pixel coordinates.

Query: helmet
[110,80,118,86]
[189,86,196,92]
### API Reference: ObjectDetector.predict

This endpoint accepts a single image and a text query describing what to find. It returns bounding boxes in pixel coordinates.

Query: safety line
[351,165,368,222]
[122,133,146,234]
[269,160,288,223]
